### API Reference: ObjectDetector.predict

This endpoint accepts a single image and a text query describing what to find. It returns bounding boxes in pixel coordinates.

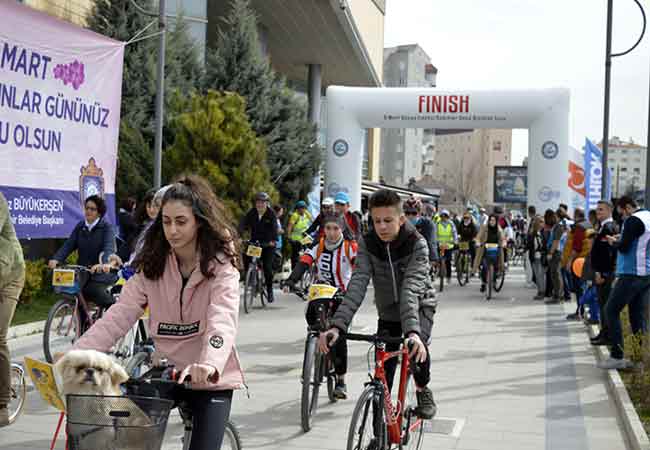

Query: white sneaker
[598,357,633,370]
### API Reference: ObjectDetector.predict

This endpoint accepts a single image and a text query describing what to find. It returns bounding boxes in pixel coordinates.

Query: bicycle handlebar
[344,332,405,345]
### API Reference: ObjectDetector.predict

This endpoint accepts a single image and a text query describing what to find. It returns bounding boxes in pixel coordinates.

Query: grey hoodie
[332,221,435,340]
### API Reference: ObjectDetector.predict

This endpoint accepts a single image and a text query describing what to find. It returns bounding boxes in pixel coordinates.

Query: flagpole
[601,0,613,200]
[601,0,646,200]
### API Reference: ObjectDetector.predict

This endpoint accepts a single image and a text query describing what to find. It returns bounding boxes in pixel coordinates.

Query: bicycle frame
[372,343,423,445]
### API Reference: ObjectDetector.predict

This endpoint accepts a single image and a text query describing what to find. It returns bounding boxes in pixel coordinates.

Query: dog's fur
[55,350,153,450]
[55,349,128,398]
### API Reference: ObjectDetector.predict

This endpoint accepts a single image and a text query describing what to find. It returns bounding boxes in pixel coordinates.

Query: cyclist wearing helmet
[436,210,458,283]
[458,212,479,266]
[404,197,438,264]
[334,192,361,240]
[287,200,313,270]
[239,192,278,302]
[305,197,335,241]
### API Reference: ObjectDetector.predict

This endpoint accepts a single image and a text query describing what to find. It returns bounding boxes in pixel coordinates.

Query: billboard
[493,166,527,204]
[0,1,124,238]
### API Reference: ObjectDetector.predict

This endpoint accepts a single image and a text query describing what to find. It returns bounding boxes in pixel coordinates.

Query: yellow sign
[485,243,499,249]
[24,357,65,411]
[52,269,75,287]
[246,245,263,258]
[307,284,338,302]
[459,242,470,251]
[300,235,314,246]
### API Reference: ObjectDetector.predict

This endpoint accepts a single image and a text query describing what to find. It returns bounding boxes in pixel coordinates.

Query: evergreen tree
[86,0,203,200]
[164,91,277,219]
[204,0,319,206]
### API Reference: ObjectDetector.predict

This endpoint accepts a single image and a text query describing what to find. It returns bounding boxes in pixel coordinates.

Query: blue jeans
[605,276,650,359]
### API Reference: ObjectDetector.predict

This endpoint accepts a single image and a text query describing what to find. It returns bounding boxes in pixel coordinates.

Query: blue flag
[584,138,612,211]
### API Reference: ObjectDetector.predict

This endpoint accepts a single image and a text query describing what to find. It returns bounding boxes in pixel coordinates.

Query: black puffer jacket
[332,221,434,339]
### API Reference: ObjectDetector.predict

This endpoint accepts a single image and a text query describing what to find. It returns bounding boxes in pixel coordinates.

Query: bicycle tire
[456,253,467,286]
[258,267,267,309]
[243,266,256,314]
[400,374,424,450]
[301,335,320,432]
[494,265,506,292]
[223,421,242,450]
[8,365,26,425]
[347,385,387,450]
[486,264,493,300]
[43,297,78,363]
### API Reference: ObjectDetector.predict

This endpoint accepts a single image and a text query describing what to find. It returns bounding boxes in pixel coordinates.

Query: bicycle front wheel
[486,264,494,300]
[456,253,467,286]
[347,385,387,450]
[494,264,506,292]
[243,266,256,314]
[43,298,78,363]
[301,335,320,432]
[258,267,267,309]
[8,364,26,425]
[222,421,242,450]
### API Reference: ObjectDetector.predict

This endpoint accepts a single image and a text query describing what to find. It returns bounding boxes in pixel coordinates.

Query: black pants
[597,275,614,338]
[439,246,453,279]
[80,280,115,329]
[378,320,430,391]
[290,240,303,271]
[243,247,274,293]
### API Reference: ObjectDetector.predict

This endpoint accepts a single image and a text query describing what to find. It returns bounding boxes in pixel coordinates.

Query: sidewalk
[3,265,628,450]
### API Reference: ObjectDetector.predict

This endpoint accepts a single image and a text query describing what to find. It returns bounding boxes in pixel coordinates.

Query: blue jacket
[615,209,650,277]
[53,217,117,284]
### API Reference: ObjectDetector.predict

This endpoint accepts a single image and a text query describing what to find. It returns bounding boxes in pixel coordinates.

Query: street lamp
[601,0,646,199]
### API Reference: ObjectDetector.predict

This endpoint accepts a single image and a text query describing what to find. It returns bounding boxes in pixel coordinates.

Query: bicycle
[437,244,453,292]
[44,265,145,365]
[242,241,269,314]
[7,362,26,425]
[345,332,425,450]
[298,235,316,291]
[481,244,505,300]
[44,265,103,363]
[121,354,241,450]
[455,241,472,287]
[293,283,341,432]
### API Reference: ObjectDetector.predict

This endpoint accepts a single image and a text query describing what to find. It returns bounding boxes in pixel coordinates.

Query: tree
[164,91,276,219]
[86,0,203,200]
[204,0,319,206]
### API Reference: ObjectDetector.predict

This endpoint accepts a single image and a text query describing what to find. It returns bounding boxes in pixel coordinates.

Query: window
[622,149,628,154]
[621,167,628,172]
[634,168,641,174]
[493,141,502,151]
[395,160,403,170]
[396,143,403,153]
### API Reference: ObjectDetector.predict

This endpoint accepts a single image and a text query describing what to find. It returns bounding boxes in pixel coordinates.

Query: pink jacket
[73,251,244,391]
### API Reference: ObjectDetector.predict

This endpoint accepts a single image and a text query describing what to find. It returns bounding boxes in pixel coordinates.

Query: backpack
[316,238,353,262]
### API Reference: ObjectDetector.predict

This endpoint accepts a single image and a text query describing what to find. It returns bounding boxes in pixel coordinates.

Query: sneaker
[0,406,8,427]
[590,337,612,346]
[480,284,486,293]
[545,297,561,304]
[333,381,348,400]
[267,288,274,303]
[598,357,633,370]
[533,294,545,300]
[566,313,581,321]
[414,387,437,419]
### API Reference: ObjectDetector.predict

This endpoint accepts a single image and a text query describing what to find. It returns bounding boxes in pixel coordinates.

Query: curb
[8,319,46,340]
[587,324,650,450]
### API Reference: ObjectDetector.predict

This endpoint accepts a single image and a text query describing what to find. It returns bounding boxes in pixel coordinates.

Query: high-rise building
[381,44,437,186]
[432,129,512,205]
[602,136,647,197]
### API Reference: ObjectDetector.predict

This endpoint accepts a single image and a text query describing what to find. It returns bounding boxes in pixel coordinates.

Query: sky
[383,0,650,165]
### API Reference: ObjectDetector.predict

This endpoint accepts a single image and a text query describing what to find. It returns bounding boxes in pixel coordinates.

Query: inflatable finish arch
[325,86,570,212]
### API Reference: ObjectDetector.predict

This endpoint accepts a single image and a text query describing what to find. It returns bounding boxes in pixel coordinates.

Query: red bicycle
[345,333,425,450]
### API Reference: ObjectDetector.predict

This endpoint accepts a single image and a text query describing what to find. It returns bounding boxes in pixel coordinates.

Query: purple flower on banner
[52,60,86,90]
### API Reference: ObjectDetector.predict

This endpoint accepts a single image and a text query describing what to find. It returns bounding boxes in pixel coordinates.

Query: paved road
[3,264,628,450]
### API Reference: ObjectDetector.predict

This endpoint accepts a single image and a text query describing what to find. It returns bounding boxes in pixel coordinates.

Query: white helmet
[322,197,335,206]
